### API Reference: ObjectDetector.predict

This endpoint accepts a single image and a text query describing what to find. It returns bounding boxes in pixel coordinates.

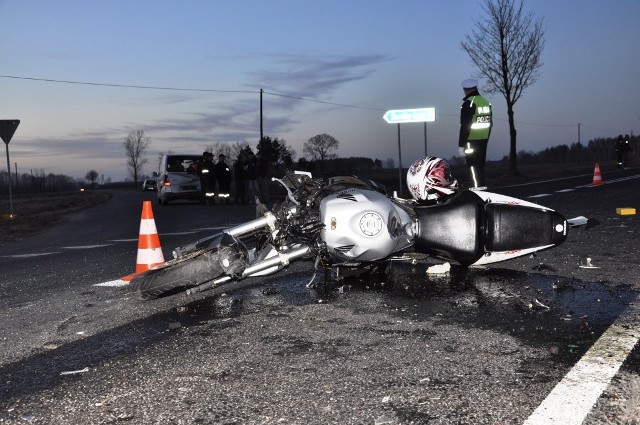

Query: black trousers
[463,139,488,187]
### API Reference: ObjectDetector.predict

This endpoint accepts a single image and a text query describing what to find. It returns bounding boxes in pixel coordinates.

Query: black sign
[0,120,20,145]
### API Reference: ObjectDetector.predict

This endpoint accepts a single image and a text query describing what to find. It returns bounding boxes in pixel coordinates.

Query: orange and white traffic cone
[122,200,165,281]
[592,163,603,185]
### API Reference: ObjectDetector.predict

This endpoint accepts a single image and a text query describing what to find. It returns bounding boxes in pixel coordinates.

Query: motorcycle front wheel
[129,249,224,300]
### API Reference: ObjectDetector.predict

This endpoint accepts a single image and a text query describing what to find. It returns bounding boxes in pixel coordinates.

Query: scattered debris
[381,396,391,403]
[567,216,588,227]
[579,257,600,269]
[426,262,451,275]
[530,298,550,310]
[60,367,90,376]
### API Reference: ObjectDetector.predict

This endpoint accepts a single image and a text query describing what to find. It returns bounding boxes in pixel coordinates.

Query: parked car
[142,179,157,192]
[157,154,202,205]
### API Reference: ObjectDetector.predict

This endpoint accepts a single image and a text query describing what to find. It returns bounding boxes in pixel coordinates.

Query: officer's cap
[461,79,478,89]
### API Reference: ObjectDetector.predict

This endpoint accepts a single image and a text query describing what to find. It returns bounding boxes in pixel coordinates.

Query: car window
[167,156,201,172]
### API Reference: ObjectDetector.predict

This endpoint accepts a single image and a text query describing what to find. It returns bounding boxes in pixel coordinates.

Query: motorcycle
[130,171,570,300]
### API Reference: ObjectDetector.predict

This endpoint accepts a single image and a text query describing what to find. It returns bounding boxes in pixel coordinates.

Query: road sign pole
[397,123,403,196]
[5,142,13,215]
[0,120,20,217]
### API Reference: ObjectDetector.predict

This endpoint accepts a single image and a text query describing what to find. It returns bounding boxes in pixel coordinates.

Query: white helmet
[407,157,458,201]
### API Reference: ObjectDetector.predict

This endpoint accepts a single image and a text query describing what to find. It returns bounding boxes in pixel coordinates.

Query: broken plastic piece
[426,262,451,275]
[578,257,599,269]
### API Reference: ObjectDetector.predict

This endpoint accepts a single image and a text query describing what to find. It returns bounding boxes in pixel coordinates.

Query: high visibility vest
[468,95,492,140]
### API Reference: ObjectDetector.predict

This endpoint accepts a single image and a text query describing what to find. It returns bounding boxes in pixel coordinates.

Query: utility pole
[260,89,264,143]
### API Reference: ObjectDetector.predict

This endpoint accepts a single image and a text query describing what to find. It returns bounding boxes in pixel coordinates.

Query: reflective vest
[468,95,492,140]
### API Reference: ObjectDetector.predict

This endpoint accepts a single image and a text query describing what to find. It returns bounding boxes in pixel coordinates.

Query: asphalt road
[0,169,639,424]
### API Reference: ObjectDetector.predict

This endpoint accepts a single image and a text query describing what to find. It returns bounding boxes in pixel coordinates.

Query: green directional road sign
[383,108,435,124]
[0,119,20,145]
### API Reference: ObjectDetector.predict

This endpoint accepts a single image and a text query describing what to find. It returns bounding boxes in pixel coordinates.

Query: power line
[0,74,252,94]
[0,74,386,111]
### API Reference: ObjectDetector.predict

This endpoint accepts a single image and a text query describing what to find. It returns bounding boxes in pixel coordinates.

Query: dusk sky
[1,1,639,182]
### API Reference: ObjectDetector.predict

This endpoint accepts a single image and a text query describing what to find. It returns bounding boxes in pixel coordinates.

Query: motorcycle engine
[319,188,415,263]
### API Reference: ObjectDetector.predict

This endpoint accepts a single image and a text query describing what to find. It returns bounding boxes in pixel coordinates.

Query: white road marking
[527,194,552,198]
[525,299,640,424]
[1,252,61,258]
[93,279,129,287]
[62,244,112,249]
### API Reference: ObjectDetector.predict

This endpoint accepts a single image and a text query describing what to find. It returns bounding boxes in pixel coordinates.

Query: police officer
[215,154,232,204]
[459,79,492,188]
[200,151,216,205]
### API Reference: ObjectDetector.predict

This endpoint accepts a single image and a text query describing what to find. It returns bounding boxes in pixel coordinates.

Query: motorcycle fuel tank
[319,188,415,262]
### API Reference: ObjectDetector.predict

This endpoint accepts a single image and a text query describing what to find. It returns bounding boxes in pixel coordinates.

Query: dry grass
[0,190,112,244]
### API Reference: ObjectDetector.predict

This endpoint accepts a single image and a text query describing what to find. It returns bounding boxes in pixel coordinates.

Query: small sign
[383,108,435,124]
[0,120,20,144]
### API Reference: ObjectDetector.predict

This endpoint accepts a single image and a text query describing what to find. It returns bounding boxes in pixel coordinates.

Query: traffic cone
[592,163,603,185]
[122,201,165,281]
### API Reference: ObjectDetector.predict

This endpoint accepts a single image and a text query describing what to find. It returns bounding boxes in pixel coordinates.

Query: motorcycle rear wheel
[129,249,224,300]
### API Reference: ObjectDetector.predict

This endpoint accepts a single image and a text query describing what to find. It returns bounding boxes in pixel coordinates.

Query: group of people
[197,150,272,205]
[197,152,232,205]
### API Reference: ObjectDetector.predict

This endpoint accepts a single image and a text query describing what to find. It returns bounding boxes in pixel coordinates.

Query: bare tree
[304,133,339,170]
[85,169,98,187]
[123,130,151,185]
[461,0,545,174]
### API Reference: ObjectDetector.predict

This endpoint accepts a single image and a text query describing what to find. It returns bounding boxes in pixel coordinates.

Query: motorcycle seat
[485,203,567,251]
[414,191,484,265]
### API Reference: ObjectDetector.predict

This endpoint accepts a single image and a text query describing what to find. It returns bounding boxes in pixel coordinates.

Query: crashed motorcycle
[130,171,569,300]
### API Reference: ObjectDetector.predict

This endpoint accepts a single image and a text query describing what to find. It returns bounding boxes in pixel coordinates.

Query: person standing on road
[615,134,632,169]
[215,154,232,204]
[233,153,246,204]
[256,153,271,204]
[200,152,216,205]
[245,150,259,203]
[459,79,492,188]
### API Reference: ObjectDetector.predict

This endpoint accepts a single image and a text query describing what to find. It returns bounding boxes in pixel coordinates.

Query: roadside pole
[0,120,21,217]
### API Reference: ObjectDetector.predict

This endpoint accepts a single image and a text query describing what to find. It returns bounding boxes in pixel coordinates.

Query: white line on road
[524,299,640,424]
[1,252,61,258]
[62,244,112,249]
[93,279,129,287]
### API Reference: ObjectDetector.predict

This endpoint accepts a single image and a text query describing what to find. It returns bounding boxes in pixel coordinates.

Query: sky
[1,0,639,182]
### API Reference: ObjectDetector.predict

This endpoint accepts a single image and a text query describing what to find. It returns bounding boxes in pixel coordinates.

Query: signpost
[383,108,435,195]
[1,119,21,218]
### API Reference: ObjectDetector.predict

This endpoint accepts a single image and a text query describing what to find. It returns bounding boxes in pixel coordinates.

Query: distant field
[0,190,112,243]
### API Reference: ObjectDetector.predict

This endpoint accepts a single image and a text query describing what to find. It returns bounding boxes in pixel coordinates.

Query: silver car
[157,154,202,205]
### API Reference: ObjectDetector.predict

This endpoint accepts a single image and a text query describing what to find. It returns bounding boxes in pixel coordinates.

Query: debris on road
[426,262,451,275]
[60,367,90,376]
[579,257,600,269]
